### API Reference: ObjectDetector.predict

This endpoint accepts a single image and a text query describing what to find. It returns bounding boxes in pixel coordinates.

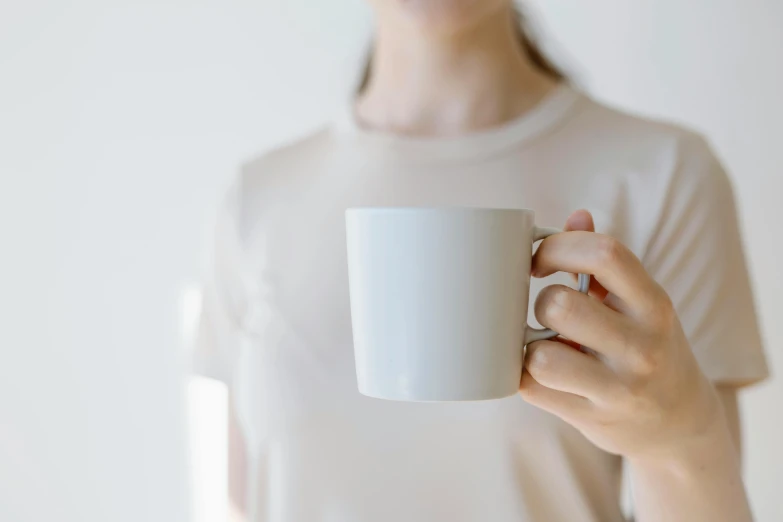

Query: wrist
[628,410,739,482]
[627,418,751,522]
[632,376,737,469]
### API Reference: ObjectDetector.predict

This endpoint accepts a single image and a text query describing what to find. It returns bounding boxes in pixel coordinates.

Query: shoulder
[216,125,336,238]
[564,92,735,257]
[574,93,722,184]
[561,93,732,218]
[239,126,335,192]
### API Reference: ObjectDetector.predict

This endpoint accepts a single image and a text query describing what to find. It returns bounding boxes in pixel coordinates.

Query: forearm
[630,419,751,522]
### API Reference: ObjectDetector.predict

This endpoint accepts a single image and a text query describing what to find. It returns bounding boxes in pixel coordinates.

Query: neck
[356,6,557,136]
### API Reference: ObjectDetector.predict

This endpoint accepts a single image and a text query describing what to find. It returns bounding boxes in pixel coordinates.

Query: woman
[194,1,768,521]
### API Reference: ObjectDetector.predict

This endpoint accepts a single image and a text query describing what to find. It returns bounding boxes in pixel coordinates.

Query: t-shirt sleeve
[641,134,768,386]
[192,180,249,388]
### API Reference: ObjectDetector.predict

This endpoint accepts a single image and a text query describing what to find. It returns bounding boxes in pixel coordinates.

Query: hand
[520,210,725,464]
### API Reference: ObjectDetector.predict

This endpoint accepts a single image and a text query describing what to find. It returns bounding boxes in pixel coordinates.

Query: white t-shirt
[194,86,768,522]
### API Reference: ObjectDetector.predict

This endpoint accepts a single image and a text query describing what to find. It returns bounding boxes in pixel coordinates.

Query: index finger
[562,210,609,301]
[532,231,666,317]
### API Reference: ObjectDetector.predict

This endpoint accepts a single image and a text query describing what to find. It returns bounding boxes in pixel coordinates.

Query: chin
[383,0,510,34]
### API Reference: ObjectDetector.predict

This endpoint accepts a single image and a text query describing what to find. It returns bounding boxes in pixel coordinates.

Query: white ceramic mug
[345,207,590,402]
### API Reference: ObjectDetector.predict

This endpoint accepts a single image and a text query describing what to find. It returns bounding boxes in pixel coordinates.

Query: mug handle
[524,227,591,345]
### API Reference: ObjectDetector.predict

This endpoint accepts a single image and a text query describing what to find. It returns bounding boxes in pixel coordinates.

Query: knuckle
[651,290,677,329]
[625,380,661,415]
[595,236,625,266]
[526,344,556,378]
[628,344,659,376]
[624,378,648,400]
[619,384,648,414]
[535,285,575,325]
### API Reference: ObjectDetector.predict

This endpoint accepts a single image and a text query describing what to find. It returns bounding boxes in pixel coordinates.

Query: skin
[227,1,751,520]
[530,210,750,521]
[357,0,555,135]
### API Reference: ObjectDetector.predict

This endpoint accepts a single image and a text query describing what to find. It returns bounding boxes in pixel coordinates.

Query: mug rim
[345,206,535,216]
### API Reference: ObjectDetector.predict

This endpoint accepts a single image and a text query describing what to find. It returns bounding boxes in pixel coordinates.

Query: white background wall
[1,1,780,521]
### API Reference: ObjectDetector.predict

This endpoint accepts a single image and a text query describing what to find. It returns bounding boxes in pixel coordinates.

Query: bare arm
[629,385,750,522]
[716,386,741,452]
